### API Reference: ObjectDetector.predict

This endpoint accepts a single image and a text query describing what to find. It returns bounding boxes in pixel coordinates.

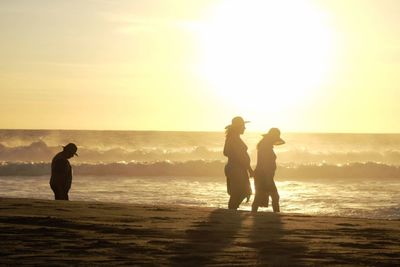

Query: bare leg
[251,194,260,212]
[271,191,280,212]
[228,195,245,210]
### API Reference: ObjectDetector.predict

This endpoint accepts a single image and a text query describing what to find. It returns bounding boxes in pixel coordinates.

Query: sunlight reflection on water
[0,176,399,220]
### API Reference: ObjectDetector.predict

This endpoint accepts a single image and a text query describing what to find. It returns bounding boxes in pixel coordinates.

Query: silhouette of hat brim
[63,144,78,156]
[262,133,285,145]
[225,121,250,129]
[63,147,78,156]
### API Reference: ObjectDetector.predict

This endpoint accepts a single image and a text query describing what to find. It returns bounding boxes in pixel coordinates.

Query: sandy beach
[0,197,399,266]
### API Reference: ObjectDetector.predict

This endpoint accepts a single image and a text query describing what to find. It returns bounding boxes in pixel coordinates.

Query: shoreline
[0,197,399,266]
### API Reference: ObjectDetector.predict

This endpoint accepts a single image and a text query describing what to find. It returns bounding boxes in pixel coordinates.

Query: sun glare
[197,0,338,117]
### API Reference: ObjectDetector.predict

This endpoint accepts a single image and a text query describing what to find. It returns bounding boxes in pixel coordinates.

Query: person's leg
[253,191,269,209]
[63,190,69,201]
[265,194,269,208]
[229,195,245,210]
[270,191,280,212]
[251,194,259,212]
[54,190,62,200]
[228,196,236,210]
[53,187,69,200]
[52,185,63,200]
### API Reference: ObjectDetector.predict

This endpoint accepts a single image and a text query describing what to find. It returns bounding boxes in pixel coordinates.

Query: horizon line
[0,128,399,135]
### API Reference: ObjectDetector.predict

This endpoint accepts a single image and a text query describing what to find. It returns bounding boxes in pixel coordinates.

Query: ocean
[0,130,399,219]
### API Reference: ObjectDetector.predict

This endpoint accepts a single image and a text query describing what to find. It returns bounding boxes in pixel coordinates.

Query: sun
[197,0,338,119]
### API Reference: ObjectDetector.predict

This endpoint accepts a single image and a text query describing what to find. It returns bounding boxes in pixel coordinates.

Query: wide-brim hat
[262,128,285,145]
[63,143,78,156]
[225,116,250,129]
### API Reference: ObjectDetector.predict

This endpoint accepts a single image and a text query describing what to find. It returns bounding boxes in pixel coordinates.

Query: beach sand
[0,197,399,266]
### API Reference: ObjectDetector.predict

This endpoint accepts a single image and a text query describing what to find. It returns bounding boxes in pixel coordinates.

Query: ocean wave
[276,162,400,180]
[3,141,400,165]
[1,161,400,180]
[277,149,400,165]
[0,141,55,162]
[0,141,223,162]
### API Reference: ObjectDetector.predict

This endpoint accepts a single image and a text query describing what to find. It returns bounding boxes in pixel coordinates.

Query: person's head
[260,128,285,146]
[62,143,78,159]
[225,116,249,136]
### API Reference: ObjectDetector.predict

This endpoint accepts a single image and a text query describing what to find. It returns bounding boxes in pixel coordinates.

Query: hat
[63,143,78,156]
[225,116,250,129]
[263,128,285,145]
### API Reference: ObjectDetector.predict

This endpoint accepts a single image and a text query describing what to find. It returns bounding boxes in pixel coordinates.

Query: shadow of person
[250,212,307,266]
[170,208,247,266]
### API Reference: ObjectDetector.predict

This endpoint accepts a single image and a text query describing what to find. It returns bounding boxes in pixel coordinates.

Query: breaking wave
[2,140,400,165]
[0,141,223,162]
[1,161,399,180]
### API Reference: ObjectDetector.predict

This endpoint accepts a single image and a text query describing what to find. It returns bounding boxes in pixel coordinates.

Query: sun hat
[225,116,250,129]
[63,143,78,156]
[263,128,285,145]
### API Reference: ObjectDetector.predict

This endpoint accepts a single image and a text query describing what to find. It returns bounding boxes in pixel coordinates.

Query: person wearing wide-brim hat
[49,143,78,200]
[223,116,254,210]
[252,128,285,213]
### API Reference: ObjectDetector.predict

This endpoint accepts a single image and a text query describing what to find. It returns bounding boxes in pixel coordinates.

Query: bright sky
[0,0,399,132]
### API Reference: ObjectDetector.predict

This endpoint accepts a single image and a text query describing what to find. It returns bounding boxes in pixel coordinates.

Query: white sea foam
[1,130,400,164]
[1,161,400,180]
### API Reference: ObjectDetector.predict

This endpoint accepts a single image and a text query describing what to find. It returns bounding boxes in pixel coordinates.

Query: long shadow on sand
[249,212,307,266]
[169,209,247,266]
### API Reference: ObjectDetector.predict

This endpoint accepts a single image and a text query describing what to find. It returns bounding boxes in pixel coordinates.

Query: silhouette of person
[223,116,253,210]
[252,128,285,213]
[49,143,78,200]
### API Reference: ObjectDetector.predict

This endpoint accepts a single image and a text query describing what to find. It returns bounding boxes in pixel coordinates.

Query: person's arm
[53,159,70,190]
[223,139,230,157]
[66,167,72,191]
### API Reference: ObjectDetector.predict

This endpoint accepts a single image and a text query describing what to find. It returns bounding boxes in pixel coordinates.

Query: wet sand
[0,197,399,266]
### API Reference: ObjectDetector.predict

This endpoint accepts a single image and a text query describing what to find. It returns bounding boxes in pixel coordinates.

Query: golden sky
[0,0,399,132]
